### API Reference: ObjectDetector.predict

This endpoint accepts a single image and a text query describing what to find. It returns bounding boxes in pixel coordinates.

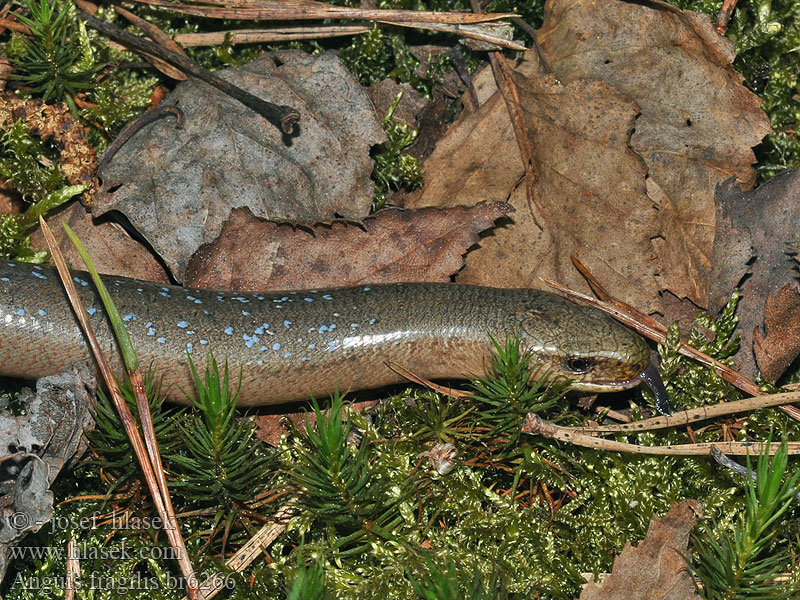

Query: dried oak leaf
[580,500,702,600]
[184,202,511,291]
[536,0,771,307]
[406,50,662,313]
[29,202,169,283]
[753,284,800,382]
[709,168,800,380]
[94,51,386,281]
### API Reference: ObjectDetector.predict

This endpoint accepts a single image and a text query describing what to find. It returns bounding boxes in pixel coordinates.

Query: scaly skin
[0,261,653,406]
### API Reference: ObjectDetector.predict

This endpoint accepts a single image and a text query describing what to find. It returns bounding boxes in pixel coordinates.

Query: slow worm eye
[564,357,592,374]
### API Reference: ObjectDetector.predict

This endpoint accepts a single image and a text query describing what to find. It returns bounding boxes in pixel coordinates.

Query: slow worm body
[0,261,670,411]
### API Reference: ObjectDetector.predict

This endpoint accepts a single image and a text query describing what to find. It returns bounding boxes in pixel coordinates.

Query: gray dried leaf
[0,366,95,580]
[94,50,386,281]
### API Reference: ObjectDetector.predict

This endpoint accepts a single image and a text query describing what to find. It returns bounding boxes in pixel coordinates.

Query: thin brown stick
[0,15,28,33]
[716,0,738,35]
[378,20,526,51]
[189,502,295,600]
[65,537,79,600]
[591,406,632,423]
[523,413,800,456]
[131,0,514,24]
[40,218,200,599]
[384,360,472,398]
[112,3,188,80]
[471,0,547,241]
[76,9,300,134]
[130,0,520,49]
[174,25,369,46]
[579,391,800,435]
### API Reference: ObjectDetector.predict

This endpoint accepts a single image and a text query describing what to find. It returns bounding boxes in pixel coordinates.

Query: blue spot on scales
[123,314,137,322]
[177,321,188,328]
[224,327,233,335]
[31,271,47,280]
[87,308,97,316]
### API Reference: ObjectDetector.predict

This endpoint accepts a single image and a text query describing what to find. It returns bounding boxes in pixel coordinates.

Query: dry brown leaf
[367,80,428,130]
[30,203,169,282]
[407,50,661,313]
[184,202,511,291]
[94,51,386,281]
[536,0,771,307]
[753,284,800,382]
[253,399,377,446]
[709,169,800,379]
[580,500,702,600]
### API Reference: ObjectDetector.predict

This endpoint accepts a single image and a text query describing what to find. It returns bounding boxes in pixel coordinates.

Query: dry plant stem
[541,276,800,422]
[76,9,300,134]
[523,413,800,456]
[97,104,184,171]
[0,15,29,33]
[113,3,186,56]
[189,503,296,600]
[579,390,800,435]
[39,217,201,600]
[174,25,369,46]
[473,0,547,237]
[112,3,188,80]
[129,366,189,589]
[592,406,632,423]
[716,0,738,34]
[510,16,537,39]
[376,20,526,51]
[385,360,472,398]
[65,537,79,600]
[131,0,514,25]
[130,0,521,49]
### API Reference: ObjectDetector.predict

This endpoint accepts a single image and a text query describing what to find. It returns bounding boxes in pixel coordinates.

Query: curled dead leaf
[94,51,386,280]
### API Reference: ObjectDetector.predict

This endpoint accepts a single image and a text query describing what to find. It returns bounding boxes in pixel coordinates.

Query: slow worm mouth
[570,362,673,416]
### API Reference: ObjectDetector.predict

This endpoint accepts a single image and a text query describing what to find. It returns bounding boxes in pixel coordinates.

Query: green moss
[372,91,424,210]
[339,27,421,88]
[0,121,86,260]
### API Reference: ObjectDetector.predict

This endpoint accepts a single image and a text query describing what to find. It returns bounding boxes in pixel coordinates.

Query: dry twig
[40,217,201,599]
[523,413,800,456]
